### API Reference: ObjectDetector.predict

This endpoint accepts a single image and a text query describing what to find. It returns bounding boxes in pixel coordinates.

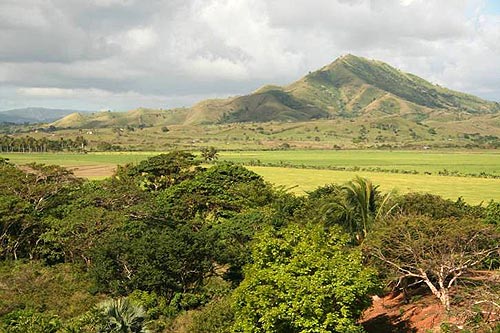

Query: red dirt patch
[361,293,444,333]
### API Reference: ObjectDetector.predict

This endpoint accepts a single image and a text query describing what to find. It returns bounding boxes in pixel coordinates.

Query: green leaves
[127,151,201,191]
[233,223,379,333]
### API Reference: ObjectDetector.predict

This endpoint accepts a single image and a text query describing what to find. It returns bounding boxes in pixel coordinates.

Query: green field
[1,152,156,166]
[220,150,500,175]
[247,166,500,204]
[1,150,499,204]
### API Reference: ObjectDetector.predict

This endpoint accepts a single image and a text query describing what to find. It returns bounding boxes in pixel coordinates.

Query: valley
[1,54,499,332]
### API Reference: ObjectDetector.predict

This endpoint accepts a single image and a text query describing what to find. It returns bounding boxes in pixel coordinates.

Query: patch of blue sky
[484,0,500,14]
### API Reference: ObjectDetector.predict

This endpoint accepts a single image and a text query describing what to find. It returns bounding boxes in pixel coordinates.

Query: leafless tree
[366,214,499,310]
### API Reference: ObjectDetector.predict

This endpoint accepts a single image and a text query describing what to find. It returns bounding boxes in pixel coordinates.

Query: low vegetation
[0,152,498,332]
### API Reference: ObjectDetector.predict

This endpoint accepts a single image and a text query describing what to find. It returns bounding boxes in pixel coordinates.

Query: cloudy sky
[0,0,499,111]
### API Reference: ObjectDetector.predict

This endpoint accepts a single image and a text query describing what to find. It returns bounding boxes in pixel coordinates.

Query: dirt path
[66,165,116,178]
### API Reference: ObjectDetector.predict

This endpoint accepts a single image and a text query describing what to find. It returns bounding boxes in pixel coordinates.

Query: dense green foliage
[232,223,379,333]
[0,151,498,332]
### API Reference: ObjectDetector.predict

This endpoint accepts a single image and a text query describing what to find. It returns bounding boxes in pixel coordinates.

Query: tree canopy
[233,223,379,333]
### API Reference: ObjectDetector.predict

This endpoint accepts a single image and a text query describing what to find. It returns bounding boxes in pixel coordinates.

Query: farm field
[247,166,500,204]
[1,150,499,204]
[219,150,500,175]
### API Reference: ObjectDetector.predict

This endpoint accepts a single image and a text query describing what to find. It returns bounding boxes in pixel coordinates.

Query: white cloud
[90,0,135,7]
[0,0,499,111]
[400,0,415,6]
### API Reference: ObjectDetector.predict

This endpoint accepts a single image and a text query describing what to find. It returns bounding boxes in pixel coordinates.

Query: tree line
[0,135,88,153]
[0,153,498,332]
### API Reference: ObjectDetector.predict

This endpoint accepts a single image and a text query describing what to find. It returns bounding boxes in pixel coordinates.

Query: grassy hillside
[339,55,498,112]
[52,107,188,128]
[50,54,499,129]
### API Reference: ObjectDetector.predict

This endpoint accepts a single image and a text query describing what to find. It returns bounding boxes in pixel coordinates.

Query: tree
[201,146,219,162]
[308,177,394,243]
[396,192,483,219]
[233,223,379,333]
[342,176,388,241]
[365,214,500,310]
[129,151,201,191]
[0,162,80,260]
[484,200,500,227]
[90,224,217,299]
[156,163,274,224]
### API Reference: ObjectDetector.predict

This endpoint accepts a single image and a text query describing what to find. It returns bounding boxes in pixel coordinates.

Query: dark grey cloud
[0,0,498,111]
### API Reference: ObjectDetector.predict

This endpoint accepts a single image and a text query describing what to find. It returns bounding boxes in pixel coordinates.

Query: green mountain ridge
[52,54,499,128]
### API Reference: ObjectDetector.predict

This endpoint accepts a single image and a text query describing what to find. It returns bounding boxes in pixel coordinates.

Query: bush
[233,223,379,333]
[188,296,234,333]
[0,309,61,333]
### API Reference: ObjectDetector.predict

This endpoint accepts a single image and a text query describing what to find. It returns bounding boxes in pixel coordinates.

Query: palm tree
[344,176,397,242]
[320,177,396,243]
[343,176,378,239]
[97,298,150,333]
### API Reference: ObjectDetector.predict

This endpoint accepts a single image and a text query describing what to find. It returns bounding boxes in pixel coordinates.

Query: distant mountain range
[0,107,93,124]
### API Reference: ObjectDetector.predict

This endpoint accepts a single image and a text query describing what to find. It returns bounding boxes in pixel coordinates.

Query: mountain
[0,107,92,124]
[208,54,499,123]
[52,54,499,128]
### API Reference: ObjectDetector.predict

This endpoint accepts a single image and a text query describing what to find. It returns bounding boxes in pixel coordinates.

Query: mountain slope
[285,54,499,117]
[52,108,189,128]
[0,107,92,124]
[51,54,499,128]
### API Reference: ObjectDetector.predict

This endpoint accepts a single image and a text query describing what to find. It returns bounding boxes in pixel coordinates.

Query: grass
[4,110,499,152]
[220,150,500,175]
[247,166,500,204]
[1,150,499,204]
[1,152,157,166]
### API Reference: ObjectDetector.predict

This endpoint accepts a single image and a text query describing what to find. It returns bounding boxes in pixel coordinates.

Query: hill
[213,54,499,123]
[52,108,188,129]
[51,54,499,129]
[0,107,92,124]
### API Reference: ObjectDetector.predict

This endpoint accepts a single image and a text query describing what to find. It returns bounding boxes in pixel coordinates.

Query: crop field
[1,150,499,204]
[219,150,500,175]
[1,152,157,166]
[247,166,500,204]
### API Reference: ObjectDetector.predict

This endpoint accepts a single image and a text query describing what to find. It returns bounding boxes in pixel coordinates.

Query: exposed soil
[67,164,116,178]
[361,292,445,333]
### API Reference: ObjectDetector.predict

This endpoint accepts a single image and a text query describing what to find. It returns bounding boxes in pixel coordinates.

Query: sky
[0,0,499,112]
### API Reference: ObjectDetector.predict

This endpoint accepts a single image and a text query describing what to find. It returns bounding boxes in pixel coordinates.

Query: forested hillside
[0,153,498,332]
